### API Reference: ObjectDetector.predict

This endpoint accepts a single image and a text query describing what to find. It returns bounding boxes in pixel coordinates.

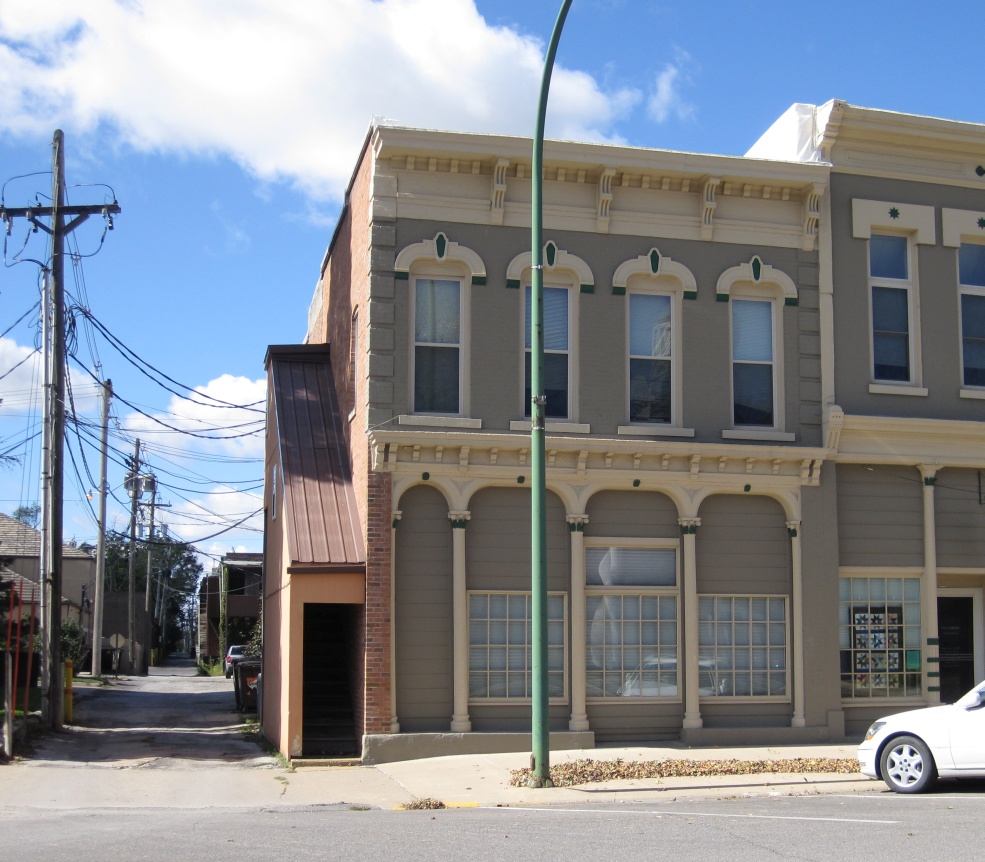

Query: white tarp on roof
[746,101,839,163]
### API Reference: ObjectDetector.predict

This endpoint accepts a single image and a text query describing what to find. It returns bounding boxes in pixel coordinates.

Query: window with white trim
[628,291,674,424]
[468,591,566,700]
[524,285,570,419]
[839,575,922,699]
[698,596,787,697]
[731,298,776,427]
[413,277,462,413]
[585,545,679,699]
[959,242,985,388]
[869,234,914,383]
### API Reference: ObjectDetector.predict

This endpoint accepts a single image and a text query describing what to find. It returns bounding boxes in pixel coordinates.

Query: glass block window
[839,576,922,698]
[698,596,788,697]
[468,592,566,700]
[586,594,679,698]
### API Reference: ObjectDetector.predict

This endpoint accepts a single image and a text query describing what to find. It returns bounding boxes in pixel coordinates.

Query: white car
[858,680,985,793]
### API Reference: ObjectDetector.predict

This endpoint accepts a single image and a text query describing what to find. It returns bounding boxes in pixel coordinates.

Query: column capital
[786,519,801,538]
[679,517,701,535]
[566,513,589,532]
[448,510,471,529]
[391,510,402,528]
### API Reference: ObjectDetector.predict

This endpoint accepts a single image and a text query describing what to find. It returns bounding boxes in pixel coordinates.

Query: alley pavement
[1,655,882,809]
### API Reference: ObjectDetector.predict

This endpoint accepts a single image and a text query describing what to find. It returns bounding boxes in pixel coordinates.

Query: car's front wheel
[880,735,937,793]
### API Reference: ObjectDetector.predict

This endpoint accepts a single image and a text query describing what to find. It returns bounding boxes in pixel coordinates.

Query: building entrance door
[937,591,982,704]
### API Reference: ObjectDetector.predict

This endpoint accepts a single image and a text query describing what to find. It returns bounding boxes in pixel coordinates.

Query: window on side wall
[959,242,985,388]
[628,292,674,424]
[468,591,566,701]
[839,575,922,699]
[698,596,788,698]
[585,544,679,699]
[869,234,913,383]
[413,277,462,414]
[731,298,776,427]
[524,285,570,419]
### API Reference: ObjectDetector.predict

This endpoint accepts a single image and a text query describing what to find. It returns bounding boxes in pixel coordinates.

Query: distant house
[197,552,263,661]
[0,512,93,626]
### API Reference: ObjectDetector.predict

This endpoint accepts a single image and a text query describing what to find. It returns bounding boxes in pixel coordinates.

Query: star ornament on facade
[978,217,985,229]
[889,207,900,219]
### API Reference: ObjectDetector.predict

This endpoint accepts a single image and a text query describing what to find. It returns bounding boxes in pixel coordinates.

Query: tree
[101,530,203,654]
[11,503,41,529]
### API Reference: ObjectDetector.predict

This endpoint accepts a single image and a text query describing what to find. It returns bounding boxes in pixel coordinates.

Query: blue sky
[1,0,983,566]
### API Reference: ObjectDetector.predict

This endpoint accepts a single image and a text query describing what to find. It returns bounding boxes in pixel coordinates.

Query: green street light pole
[529,0,573,789]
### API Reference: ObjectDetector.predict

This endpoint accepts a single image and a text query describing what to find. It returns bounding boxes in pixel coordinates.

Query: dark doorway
[937,596,976,704]
[302,603,360,757]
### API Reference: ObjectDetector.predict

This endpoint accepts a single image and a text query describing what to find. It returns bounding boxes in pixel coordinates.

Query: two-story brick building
[262,102,985,762]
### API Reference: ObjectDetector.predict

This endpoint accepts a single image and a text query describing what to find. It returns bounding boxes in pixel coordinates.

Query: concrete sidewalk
[1,739,881,810]
[1,661,882,809]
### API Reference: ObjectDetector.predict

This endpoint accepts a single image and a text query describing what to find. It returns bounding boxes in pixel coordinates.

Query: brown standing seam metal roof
[266,345,365,569]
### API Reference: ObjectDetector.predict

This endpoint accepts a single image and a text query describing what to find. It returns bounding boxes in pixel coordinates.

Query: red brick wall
[363,467,392,733]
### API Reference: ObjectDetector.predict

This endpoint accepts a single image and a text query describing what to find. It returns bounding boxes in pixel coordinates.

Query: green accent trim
[612,285,626,296]
[787,527,798,538]
[580,283,594,294]
[743,484,751,492]
[927,637,939,645]
[392,518,400,529]
[924,476,937,486]
[567,521,585,533]
[889,207,900,219]
[680,523,699,535]
[545,241,557,267]
[450,518,469,530]
[683,290,697,300]
[632,479,641,488]
[752,256,762,281]
[928,685,941,692]
[649,249,660,273]
[395,270,409,281]
[784,297,799,307]
[421,472,430,481]
[979,217,985,229]
[978,166,985,177]
[471,275,486,286]
[716,293,730,302]
[517,476,525,484]
[927,656,940,663]
[506,278,521,289]
[927,671,940,678]
[435,232,447,259]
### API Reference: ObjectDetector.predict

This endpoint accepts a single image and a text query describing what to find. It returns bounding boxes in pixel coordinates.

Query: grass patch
[0,687,41,720]
[198,659,224,677]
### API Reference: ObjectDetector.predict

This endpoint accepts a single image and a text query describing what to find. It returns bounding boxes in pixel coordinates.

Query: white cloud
[646,52,697,125]
[0,0,643,201]
[0,336,101,417]
[119,373,266,460]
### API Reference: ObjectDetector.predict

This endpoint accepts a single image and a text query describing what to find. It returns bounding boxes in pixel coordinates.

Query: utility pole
[90,380,112,677]
[143,475,156,670]
[1,130,121,728]
[126,439,142,672]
